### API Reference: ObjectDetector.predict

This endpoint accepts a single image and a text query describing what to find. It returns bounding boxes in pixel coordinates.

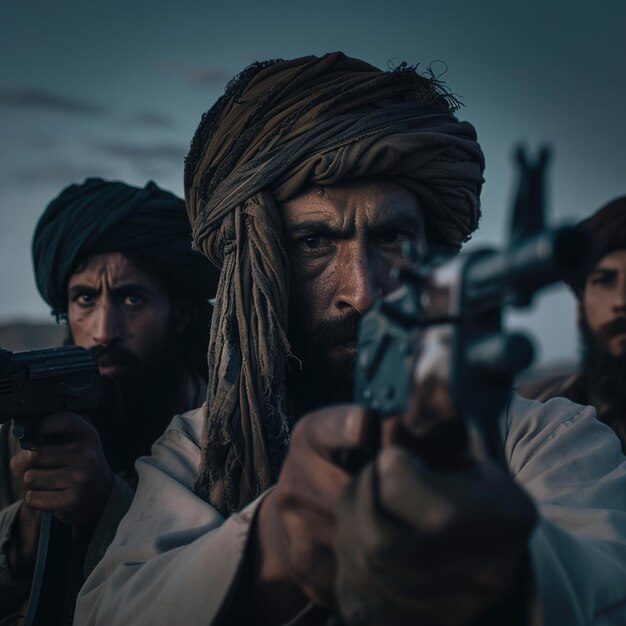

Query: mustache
[598,316,626,341]
[311,312,361,347]
[88,345,140,368]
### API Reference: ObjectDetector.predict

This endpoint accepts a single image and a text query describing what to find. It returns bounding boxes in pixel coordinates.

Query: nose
[612,276,626,313]
[92,303,123,346]
[333,243,383,315]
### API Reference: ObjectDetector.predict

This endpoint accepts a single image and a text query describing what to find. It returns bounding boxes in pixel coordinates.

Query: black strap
[23,513,71,626]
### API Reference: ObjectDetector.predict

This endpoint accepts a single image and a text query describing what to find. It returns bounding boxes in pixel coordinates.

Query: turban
[566,196,626,295]
[185,52,486,514]
[32,178,219,315]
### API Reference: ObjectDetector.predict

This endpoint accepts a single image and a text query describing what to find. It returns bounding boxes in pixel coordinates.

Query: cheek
[68,309,91,347]
[369,249,402,294]
[583,292,608,328]
[122,303,172,356]
[290,263,336,327]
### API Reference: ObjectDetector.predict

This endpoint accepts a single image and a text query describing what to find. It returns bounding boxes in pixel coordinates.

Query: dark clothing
[0,372,206,626]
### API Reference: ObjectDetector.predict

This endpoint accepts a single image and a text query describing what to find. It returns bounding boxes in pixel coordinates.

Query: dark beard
[69,331,185,473]
[286,311,361,419]
[580,313,626,413]
[100,356,183,472]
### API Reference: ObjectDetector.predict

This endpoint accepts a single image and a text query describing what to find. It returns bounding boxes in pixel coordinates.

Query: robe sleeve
[75,406,265,625]
[77,399,626,625]
[0,501,31,622]
[506,394,626,625]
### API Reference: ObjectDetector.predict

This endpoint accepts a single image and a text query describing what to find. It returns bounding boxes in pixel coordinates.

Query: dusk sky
[1,0,625,365]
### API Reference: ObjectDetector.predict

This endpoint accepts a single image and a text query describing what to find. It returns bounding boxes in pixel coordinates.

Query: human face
[283,178,427,371]
[67,252,175,378]
[581,249,626,358]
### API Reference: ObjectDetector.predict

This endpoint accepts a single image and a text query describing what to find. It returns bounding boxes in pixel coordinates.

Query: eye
[294,234,331,254]
[376,230,415,247]
[301,235,322,249]
[75,293,95,306]
[378,230,401,244]
[590,273,615,286]
[124,294,144,307]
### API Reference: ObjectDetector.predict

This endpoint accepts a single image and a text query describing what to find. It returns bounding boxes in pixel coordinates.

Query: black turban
[32,178,220,315]
[568,196,626,294]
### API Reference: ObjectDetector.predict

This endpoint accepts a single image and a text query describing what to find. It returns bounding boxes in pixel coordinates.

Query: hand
[9,411,113,527]
[250,404,374,624]
[335,447,537,626]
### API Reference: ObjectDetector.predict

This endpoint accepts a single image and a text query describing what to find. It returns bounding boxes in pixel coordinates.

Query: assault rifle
[0,345,102,626]
[354,145,588,467]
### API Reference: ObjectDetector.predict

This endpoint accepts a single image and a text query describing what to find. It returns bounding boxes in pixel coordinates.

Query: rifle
[354,145,588,468]
[333,145,590,626]
[0,345,102,626]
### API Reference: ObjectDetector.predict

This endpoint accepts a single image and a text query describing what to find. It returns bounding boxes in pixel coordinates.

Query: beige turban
[185,52,485,514]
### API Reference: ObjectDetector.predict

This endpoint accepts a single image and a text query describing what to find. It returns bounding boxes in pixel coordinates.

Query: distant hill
[0,321,68,352]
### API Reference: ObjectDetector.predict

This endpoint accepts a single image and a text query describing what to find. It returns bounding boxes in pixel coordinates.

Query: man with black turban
[522,196,626,450]
[0,178,219,625]
[77,54,626,626]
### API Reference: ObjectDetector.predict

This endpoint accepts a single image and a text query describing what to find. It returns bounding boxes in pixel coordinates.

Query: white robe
[75,394,626,625]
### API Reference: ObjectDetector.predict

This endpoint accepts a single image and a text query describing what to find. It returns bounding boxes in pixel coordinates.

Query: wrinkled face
[67,252,177,379]
[283,178,427,377]
[580,249,626,358]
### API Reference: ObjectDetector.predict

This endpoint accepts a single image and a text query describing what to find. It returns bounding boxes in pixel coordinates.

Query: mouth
[95,354,118,367]
[94,354,133,377]
[97,363,127,377]
[329,341,358,357]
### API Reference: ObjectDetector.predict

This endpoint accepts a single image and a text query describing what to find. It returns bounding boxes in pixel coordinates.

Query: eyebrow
[68,282,152,296]
[68,284,98,297]
[286,212,424,237]
[589,268,617,276]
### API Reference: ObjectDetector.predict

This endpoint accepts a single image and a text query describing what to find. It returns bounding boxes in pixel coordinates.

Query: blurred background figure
[521,197,626,450]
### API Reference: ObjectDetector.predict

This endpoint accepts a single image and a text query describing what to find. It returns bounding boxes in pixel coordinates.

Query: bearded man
[76,54,626,626]
[0,179,219,624]
[522,197,626,450]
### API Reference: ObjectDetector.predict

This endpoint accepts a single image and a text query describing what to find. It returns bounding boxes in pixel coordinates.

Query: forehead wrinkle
[283,180,423,237]
[68,253,150,291]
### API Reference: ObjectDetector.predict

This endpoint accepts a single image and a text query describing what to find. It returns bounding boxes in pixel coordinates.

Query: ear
[172,297,191,335]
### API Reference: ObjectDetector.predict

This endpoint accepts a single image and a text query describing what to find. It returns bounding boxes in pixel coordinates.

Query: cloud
[126,110,178,129]
[8,161,117,187]
[0,88,109,117]
[188,67,231,88]
[90,140,187,164]
[157,58,230,88]
[28,134,58,150]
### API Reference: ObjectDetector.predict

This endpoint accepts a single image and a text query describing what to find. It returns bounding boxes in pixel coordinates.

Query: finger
[377,446,458,533]
[33,412,96,443]
[10,445,73,472]
[22,467,76,491]
[295,404,376,462]
[377,449,536,539]
[24,488,73,515]
[282,508,337,605]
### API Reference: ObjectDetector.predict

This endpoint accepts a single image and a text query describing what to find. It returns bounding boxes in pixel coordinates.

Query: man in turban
[77,54,626,625]
[0,179,219,625]
[522,197,626,450]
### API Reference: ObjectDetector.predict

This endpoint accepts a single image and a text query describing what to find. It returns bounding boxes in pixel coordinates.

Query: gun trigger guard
[54,382,89,398]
